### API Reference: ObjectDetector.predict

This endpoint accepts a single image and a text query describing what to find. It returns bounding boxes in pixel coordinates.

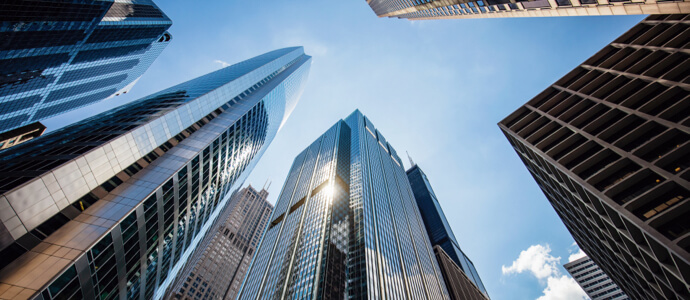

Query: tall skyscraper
[239,110,449,300]
[168,185,272,300]
[499,14,689,299]
[0,1,172,135]
[0,47,311,300]
[366,0,690,20]
[406,164,489,298]
[564,255,630,300]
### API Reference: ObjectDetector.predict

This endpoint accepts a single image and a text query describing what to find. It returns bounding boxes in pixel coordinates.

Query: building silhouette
[499,14,690,299]
[0,47,311,300]
[0,1,172,136]
[239,110,449,299]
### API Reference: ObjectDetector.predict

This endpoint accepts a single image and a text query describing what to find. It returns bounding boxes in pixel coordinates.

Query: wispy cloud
[214,60,231,68]
[503,244,589,300]
[568,243,587,262]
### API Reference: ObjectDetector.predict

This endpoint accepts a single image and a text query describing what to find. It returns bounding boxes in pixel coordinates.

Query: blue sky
[44,2,645,299]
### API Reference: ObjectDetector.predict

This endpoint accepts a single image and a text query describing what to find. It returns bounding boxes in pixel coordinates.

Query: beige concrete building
[169,186,272,300]
[366,0,690,19]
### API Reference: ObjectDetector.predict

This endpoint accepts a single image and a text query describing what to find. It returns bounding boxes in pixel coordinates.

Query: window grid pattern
[0,48,311,300]
[0,0,172,134]
[499,14,690,300]
[564,256,631,300]
[240,111,448,299]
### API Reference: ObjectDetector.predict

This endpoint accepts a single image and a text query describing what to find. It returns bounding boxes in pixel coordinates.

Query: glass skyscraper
[239,110,449,300]
[499,14,689,299]
[0,47,311,300]
[0,0,172,135]
[406,165,489,298]
[168,185,273,300]
[366,0,690,20]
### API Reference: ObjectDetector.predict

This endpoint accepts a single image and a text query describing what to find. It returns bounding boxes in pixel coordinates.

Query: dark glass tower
[239,110,449,300]
[499,14,689,299]
[0,1,172,135]
[168,185,273,300]
[406,164,489,298]
[366,0,690,20]
[0,47,311,300]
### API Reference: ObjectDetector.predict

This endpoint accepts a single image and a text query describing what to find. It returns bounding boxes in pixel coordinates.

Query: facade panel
[434,246,489,300]
[0,0,173,135]
[239,110,448,299]
[0,47,311,300]
[499,14,690,299]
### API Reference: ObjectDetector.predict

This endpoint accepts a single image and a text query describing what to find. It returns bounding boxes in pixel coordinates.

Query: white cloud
[568,248,587,263]
[503,244,590,300]
[537,275,589,300]
[214,60,231,68]
[502,244,561,280]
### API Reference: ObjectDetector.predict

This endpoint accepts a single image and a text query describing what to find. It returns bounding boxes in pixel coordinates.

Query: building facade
[0,47,311,300]
[499,14,689,299]
[169,185,272,300]
[406,165,489,298]
[239,110,449,300]
[366,0,690,20]
[564,255,630,300]
[434,246,489,300]
[0,0,172,135]
[0,121,46,150]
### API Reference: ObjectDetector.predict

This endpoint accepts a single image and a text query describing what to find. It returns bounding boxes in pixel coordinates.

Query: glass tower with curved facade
[0,47,311,300]
[239,110,449,300]
[0,0,172,136]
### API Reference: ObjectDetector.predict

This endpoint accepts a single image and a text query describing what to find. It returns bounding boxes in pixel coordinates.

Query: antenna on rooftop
[406,151,415,167]
[263,178,271,192]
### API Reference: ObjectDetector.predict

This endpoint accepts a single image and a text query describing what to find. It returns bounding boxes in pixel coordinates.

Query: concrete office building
[239,110,449,299]
[407,165,489,299]
[366,0,690,20]
[0,0,172,135]
[0,47,311,300]
[565,255,630,300]
[169,185,272,300]
[499,14,689,299]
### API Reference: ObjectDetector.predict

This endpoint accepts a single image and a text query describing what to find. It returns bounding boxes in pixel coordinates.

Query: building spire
[406,151,415,167]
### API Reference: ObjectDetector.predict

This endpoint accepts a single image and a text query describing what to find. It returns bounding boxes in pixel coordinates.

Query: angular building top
[0,47,311,299]
[406,164,489,298]
[0,0,173,134]
[366,0,690,20]
[240,110,448,299]
[499,14,689,299]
